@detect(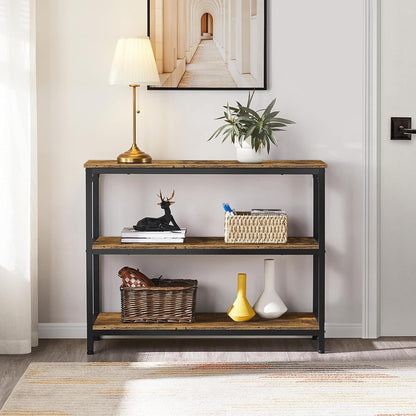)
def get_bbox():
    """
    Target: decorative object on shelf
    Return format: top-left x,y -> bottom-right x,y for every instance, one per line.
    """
109,37 -> 160,164
134,190 -> 181,231
235,139 -> 265,164
117,266 -> 155,288
208,91 -> 295,163
121,278 -> 198,323
224,211 -> 288,244
227,273 -> 256,322
254,259 -> 288,319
